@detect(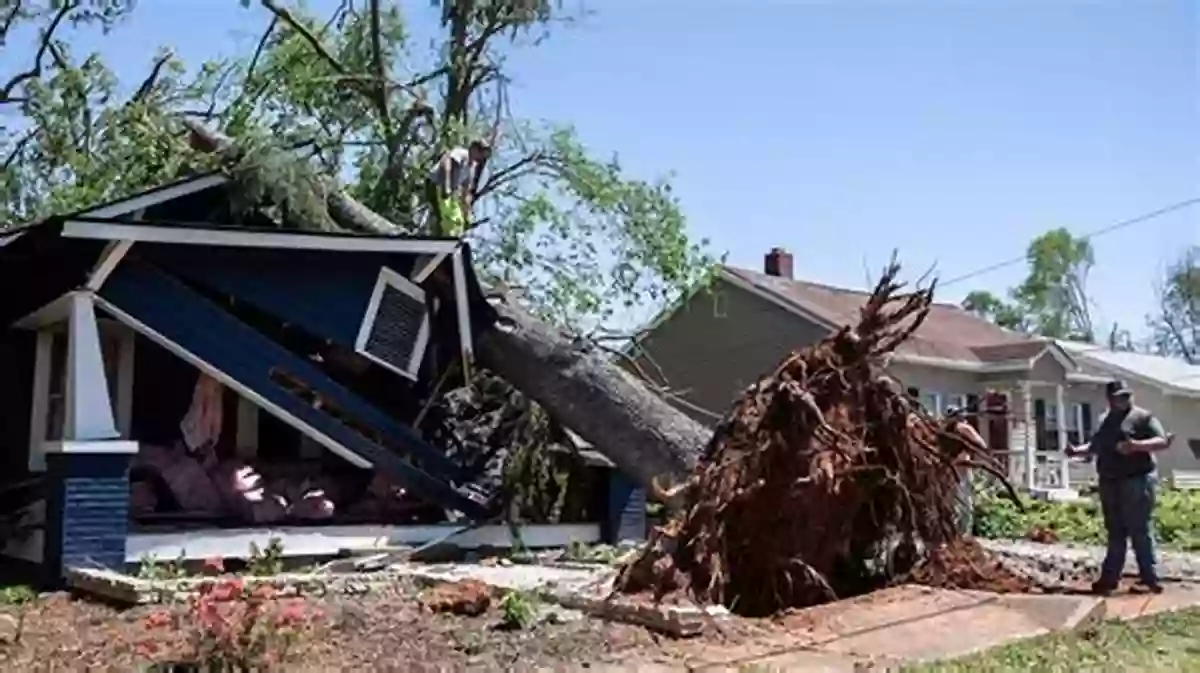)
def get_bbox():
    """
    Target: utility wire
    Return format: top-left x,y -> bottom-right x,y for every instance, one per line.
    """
665,196 -> 1200,377
939,196 -> 1200,288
